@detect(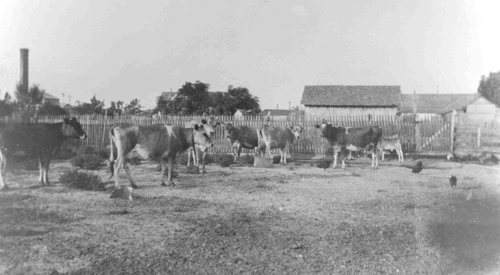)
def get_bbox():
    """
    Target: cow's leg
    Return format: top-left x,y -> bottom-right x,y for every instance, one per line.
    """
123,163 -> 138,189
399,147 -> 404,163
236,146 -> 242,162
332,146 -> 340,169
187,148 -> 192,167
201,150 -> 207,172
166,157 -> 175,186
43,157 -> 51,185
38,157 -> 44,184
266,142 -> 272,159
341,149 -> 346,169
0,153 -> 6,190
160,159 -> 167,186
